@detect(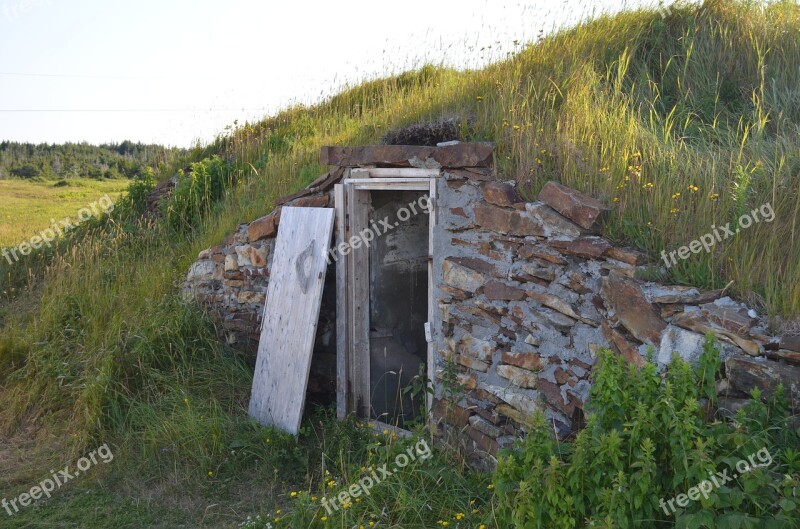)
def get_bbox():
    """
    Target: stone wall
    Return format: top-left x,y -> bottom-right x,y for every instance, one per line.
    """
180,144 -> 800,470
429,177 -> 799,468
181,169 -> 342,397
